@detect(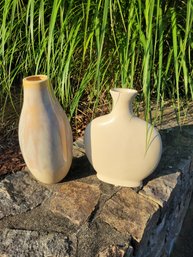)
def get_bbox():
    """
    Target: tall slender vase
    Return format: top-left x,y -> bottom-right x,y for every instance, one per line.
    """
84,88 -> 162,187
19,75 -> 73,184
